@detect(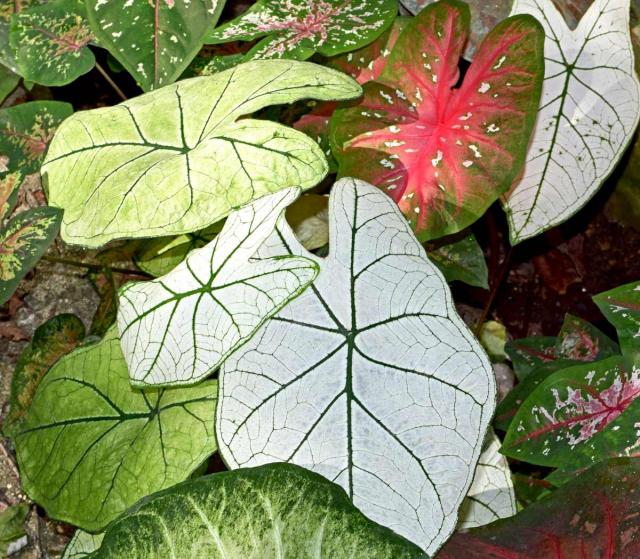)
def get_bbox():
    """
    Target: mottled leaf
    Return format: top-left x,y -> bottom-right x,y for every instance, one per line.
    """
89,463 -> 427,559
10,0 -> 94,86
0,0 -> 48,73
218,178 -> 495,555
505,336 -> 558,381
0,206 -> 62,306
331,1 -> 544,241
42,59 -> 361,248
0,170 -> 22,221
427,233 -> 488,289
13,327 -> 218,531
206,0 -> 398,61
4,313 -> 85,437
504,0 -> 640,243
438,458 -> 640,558
62,531 -> 104,559
117,188 -> 318,387
555,313 -> 619,362
86,0 -> 225,91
